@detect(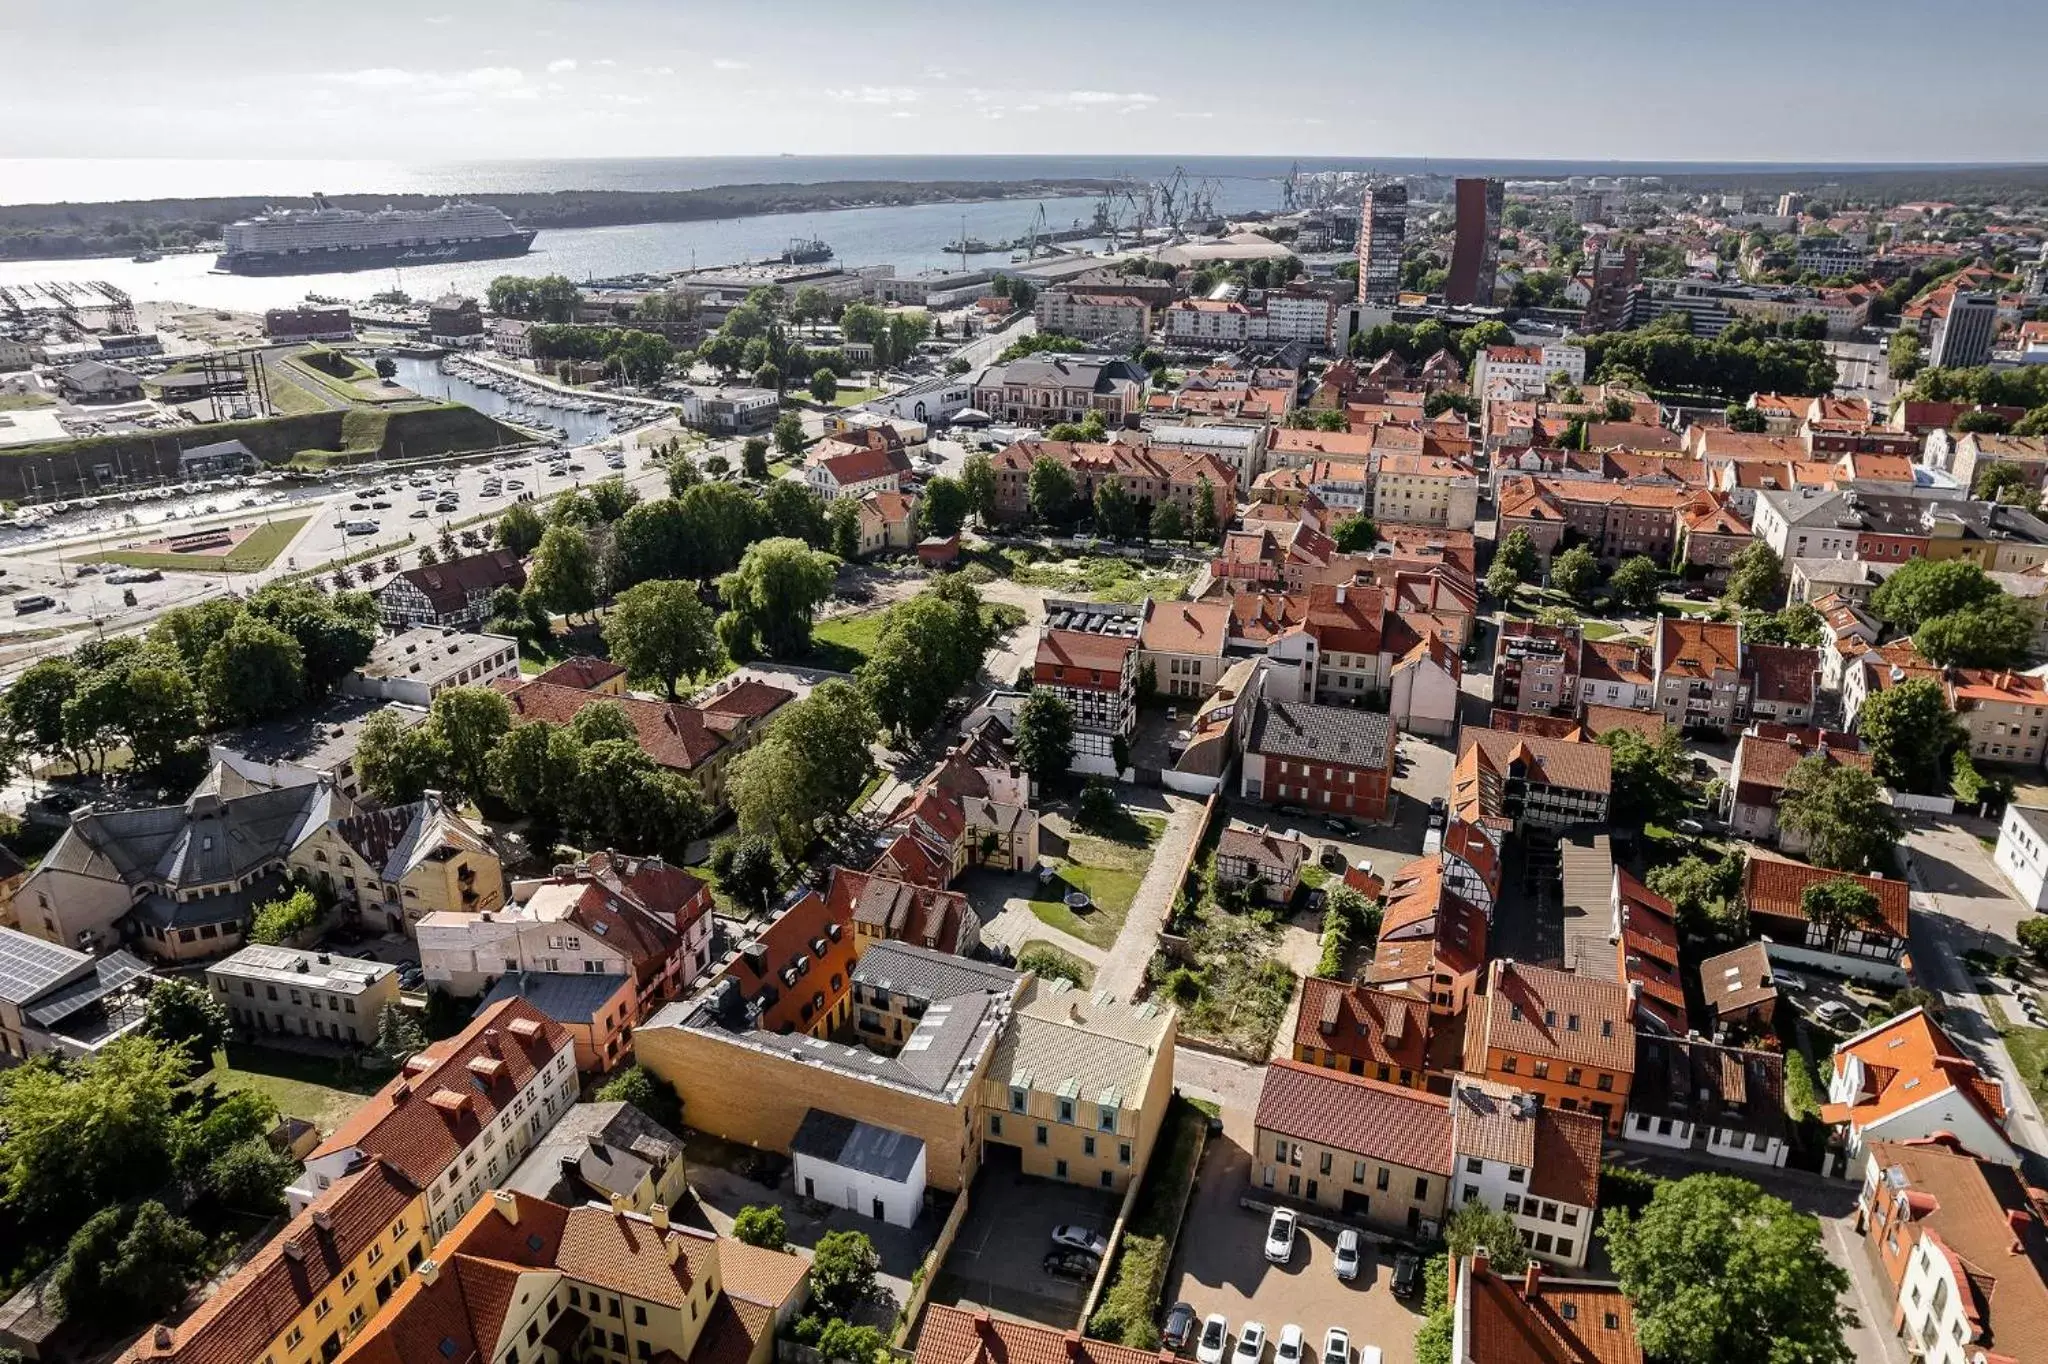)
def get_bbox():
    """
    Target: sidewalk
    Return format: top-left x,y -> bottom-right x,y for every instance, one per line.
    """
1095,789 -> 1204,1000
